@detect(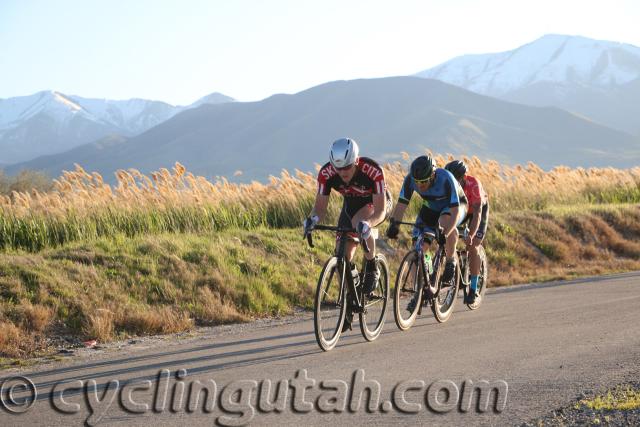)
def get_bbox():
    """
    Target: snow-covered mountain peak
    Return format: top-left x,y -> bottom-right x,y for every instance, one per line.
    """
0,89 -> 235,164
416,34 -> 640,96
0,90 -> 90,130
